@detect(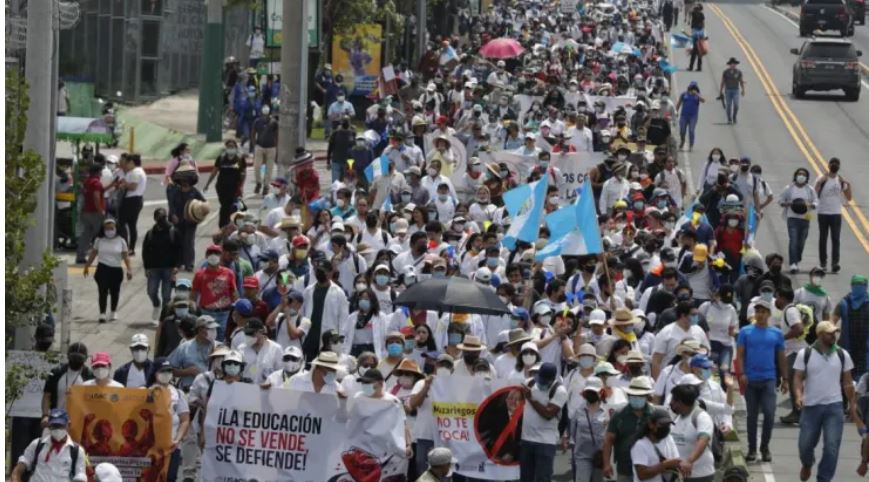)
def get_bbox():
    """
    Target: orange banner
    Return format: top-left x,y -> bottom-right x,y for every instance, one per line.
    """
67,386 -> 173,481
